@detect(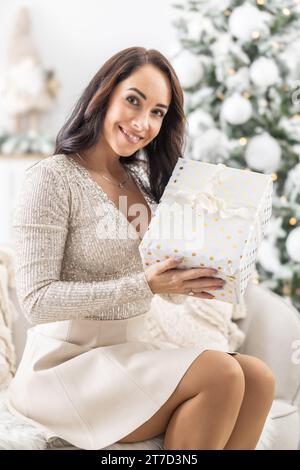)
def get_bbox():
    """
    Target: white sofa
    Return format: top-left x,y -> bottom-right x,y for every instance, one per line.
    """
4,282 -> 300,450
